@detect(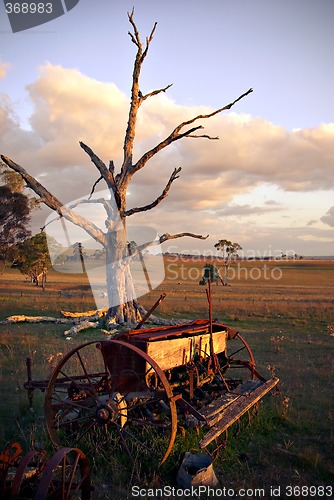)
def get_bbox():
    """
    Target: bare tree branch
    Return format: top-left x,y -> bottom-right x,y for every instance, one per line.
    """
127,8 -> 141,48
140,84 -> 173,102
79,141 -> 115,188
118,11 -> 253,197
125,88 -> 253,180
109,160 -> 115,174
187,134 -> 219,140
159,232 -> 209,244
68,198 -> 105,210
130,232 -> 209,257
0,155 -> 107,247
88,175 -> 103,200
124,167 -> 181,217
68,197 -> 116,220
80,141 -> 122,209
117,10 -> 158,190
175,88 -> 253,130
